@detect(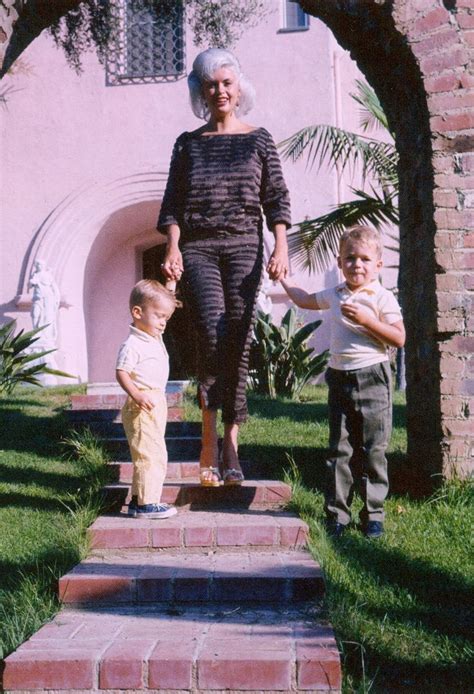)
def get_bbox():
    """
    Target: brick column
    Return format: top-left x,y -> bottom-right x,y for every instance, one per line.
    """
302,0 -> 473,482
